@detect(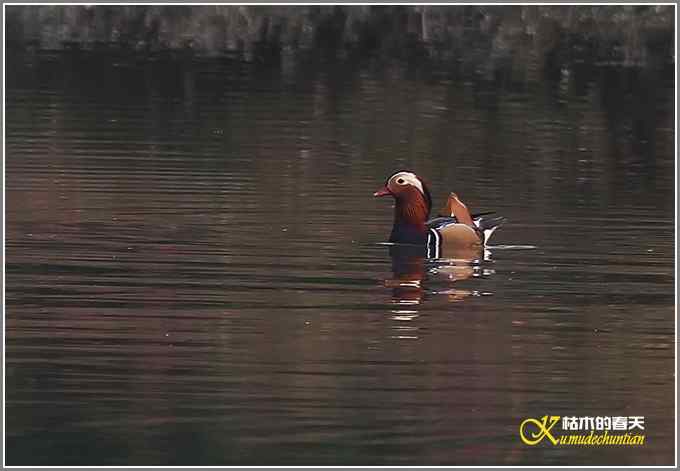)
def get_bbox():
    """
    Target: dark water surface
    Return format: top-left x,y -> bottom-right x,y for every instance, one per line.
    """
5,52 -> 675,466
